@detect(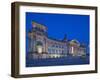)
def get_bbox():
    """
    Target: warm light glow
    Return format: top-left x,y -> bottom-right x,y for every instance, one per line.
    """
71,47 -> 74,53
37,46 -> 42,53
